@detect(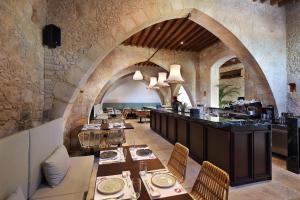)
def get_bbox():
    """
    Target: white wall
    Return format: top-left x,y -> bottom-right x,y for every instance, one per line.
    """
102,76 -> 161,103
